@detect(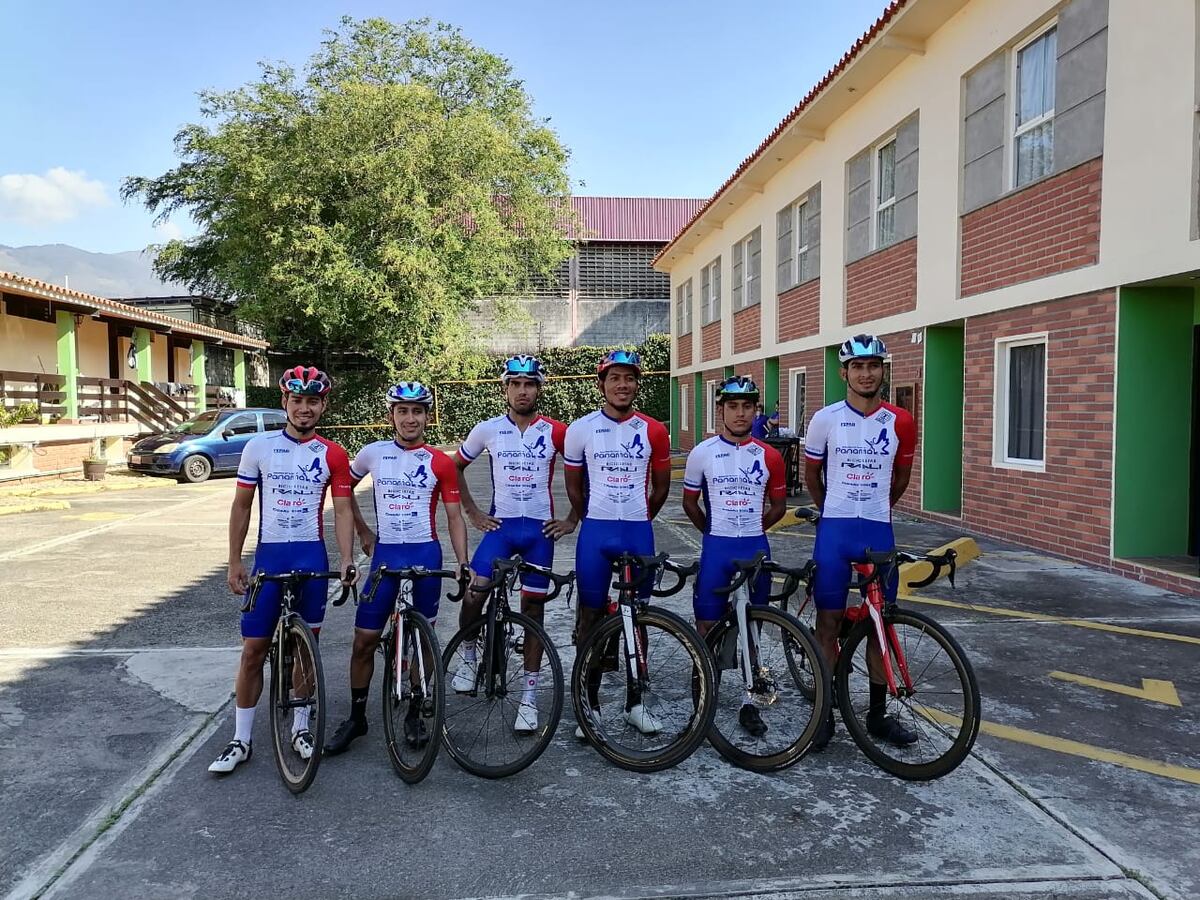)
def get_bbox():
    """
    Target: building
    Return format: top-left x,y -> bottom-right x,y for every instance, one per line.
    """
0,272 -> 269,480
659,0 -> 1200,595
471,196 -> 704,353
